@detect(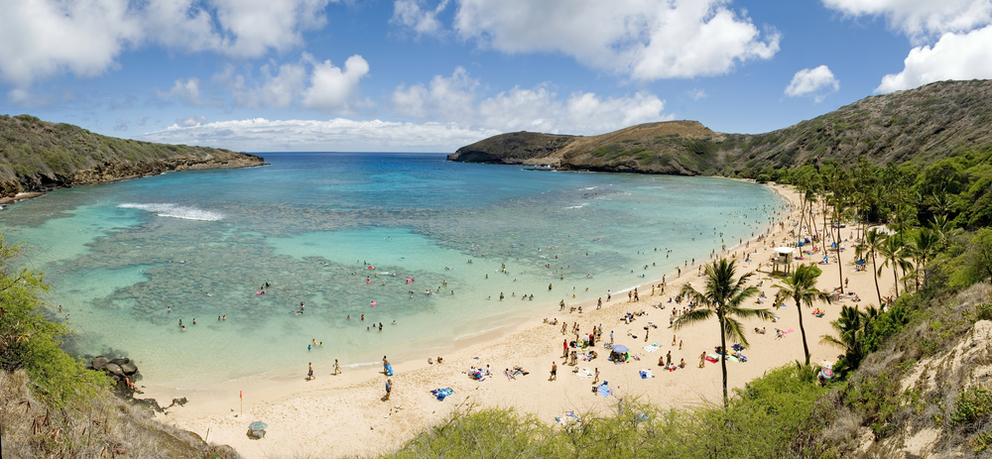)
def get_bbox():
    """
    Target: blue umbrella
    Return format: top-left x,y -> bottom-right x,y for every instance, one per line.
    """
248,421 -> 268,430
611,345 -> 629,353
